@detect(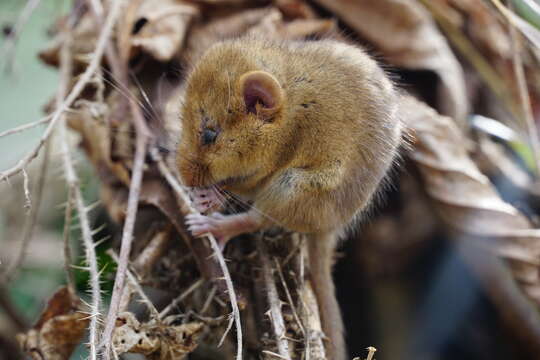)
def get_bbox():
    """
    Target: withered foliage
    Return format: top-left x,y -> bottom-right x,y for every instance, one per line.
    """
16,287 -> 88,360
3,0 -> 540,359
